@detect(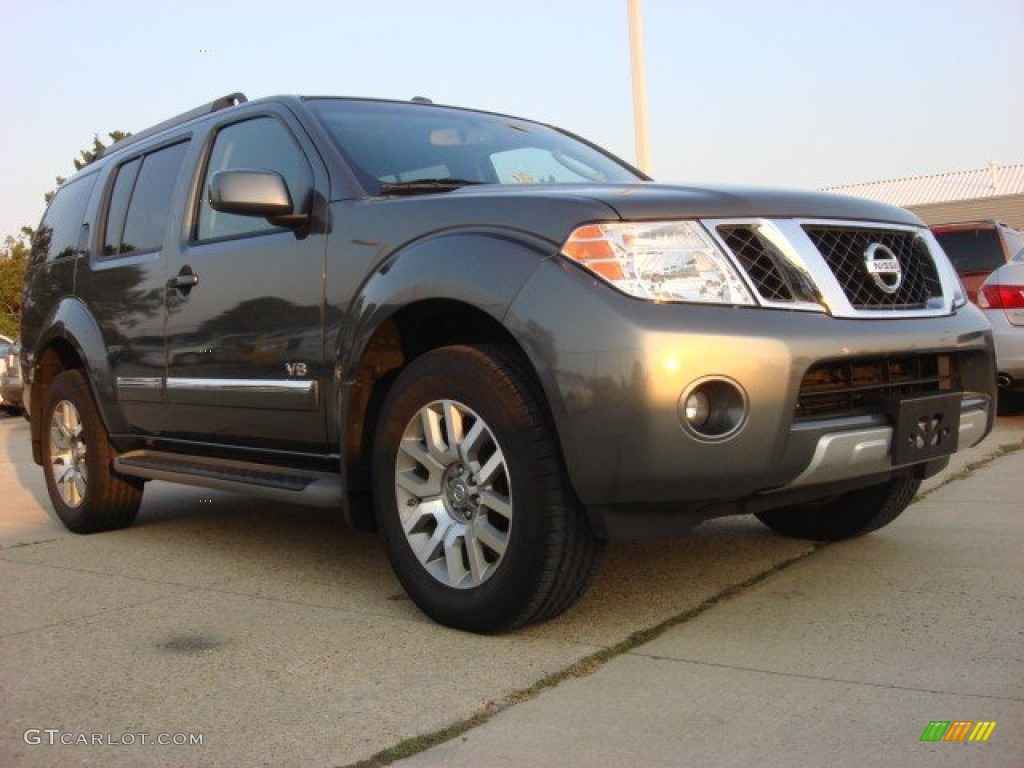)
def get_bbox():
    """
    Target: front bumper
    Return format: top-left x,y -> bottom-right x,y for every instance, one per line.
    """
507,258 -> 996,514
783,401 -> 987,488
